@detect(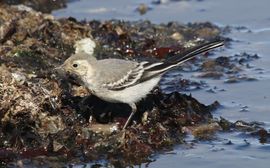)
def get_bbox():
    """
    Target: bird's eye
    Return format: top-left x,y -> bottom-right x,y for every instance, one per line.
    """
73,64 -> 78,68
